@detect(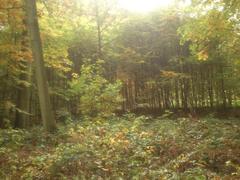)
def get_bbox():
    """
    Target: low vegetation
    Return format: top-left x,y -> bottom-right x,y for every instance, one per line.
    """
1,115 -> 239,179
